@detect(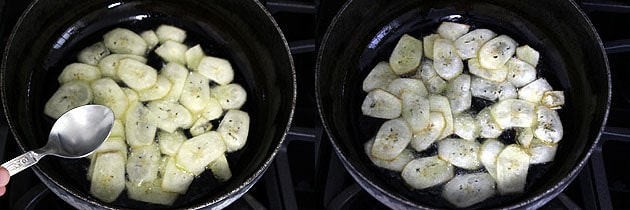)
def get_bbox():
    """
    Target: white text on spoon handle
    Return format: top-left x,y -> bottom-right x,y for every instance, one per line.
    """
1,151 -> 41,176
